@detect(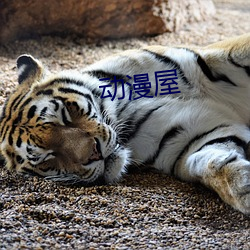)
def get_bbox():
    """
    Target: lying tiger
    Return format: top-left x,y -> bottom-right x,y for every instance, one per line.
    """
1,34 -> 250,214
